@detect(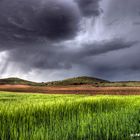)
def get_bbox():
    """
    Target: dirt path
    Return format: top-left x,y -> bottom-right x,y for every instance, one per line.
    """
0,84 -> 140,95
